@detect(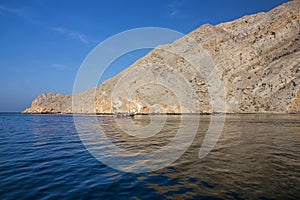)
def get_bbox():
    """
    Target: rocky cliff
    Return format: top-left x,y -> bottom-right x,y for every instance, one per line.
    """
23,0 -> 300,114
